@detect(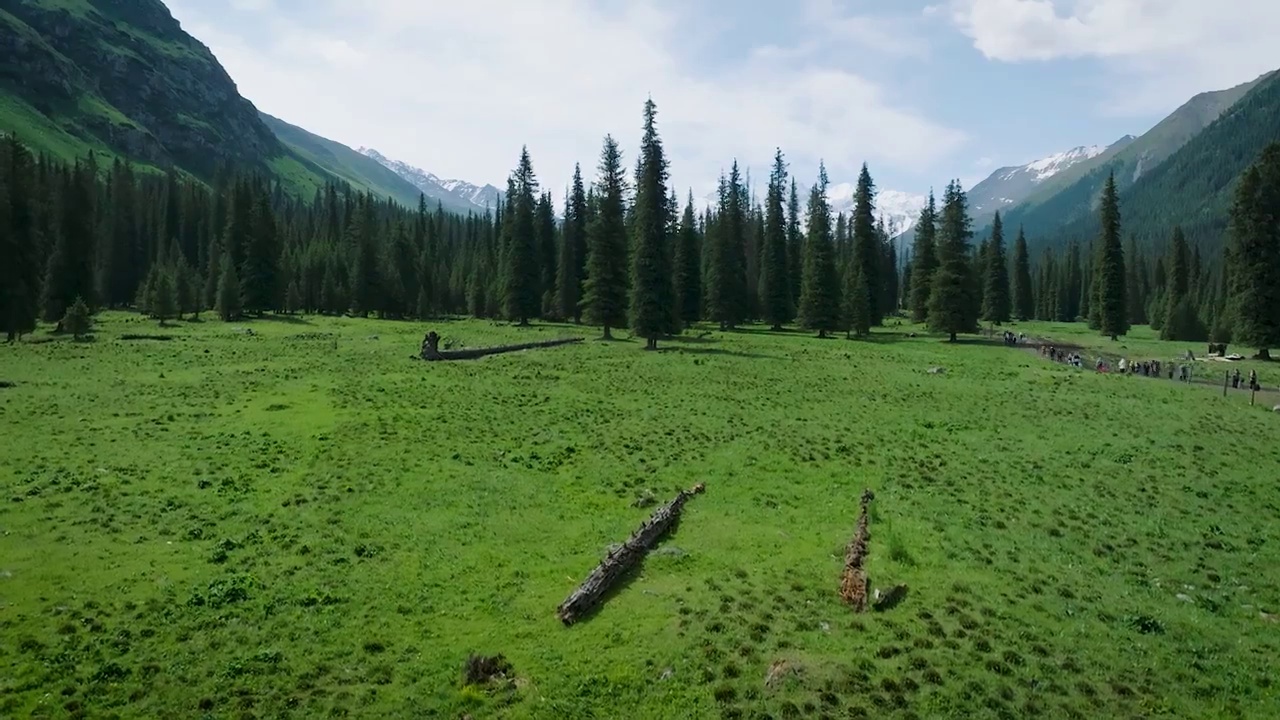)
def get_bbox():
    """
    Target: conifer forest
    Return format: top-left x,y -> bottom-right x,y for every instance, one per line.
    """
3,2 -> 1280,717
